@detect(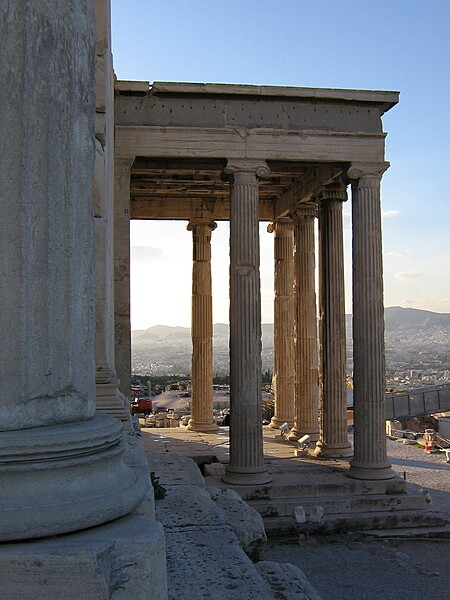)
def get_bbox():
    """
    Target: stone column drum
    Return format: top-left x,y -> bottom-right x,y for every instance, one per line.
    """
222,160 -> 272,485
290,205 -> 320,442
315,185 -> 352,457
93,1 -> 131,424
0,2 -> 145,540
347,165 -> 395,480
268,218 -> 295,429
114,155 -> 135,399
187,218 -> 219,432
